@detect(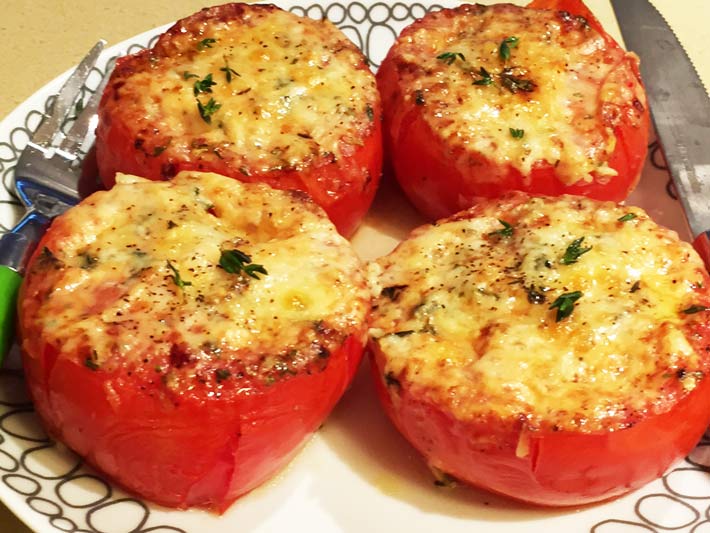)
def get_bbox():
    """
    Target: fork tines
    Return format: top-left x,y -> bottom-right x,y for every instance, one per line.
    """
29,40 -> 107,155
